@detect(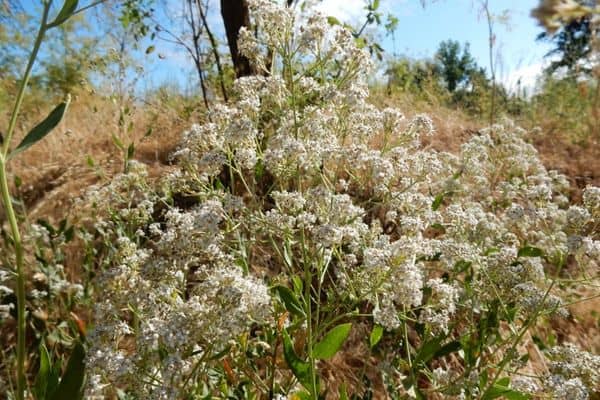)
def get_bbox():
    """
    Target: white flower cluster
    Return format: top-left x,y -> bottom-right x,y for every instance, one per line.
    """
84,179 -> 271,397
547,343 -> 600,394
0,269 -> 13,320
82,1 -> 599,398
